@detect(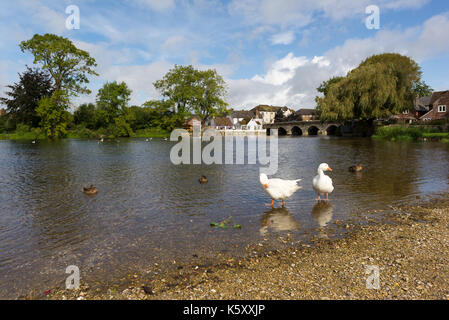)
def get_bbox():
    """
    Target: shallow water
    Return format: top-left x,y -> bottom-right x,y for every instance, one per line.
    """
0,136 -> 448,298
